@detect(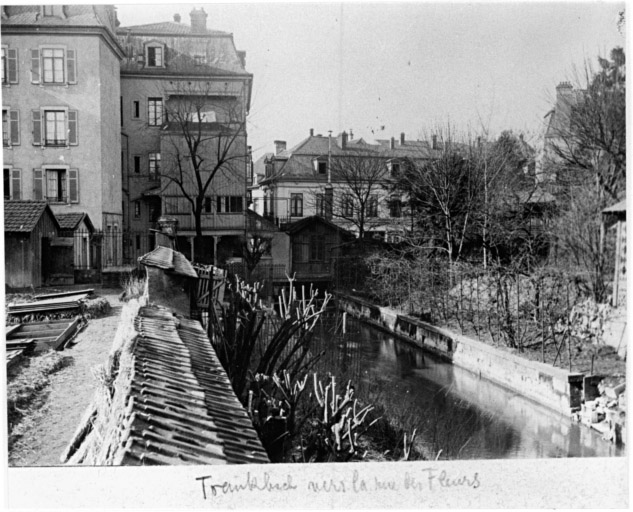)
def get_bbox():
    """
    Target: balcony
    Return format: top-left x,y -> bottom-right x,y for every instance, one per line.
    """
44,138 -> 67,147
